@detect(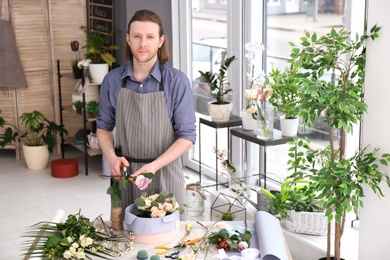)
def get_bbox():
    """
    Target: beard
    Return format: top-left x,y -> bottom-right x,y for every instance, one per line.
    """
132,48 -> 159,64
